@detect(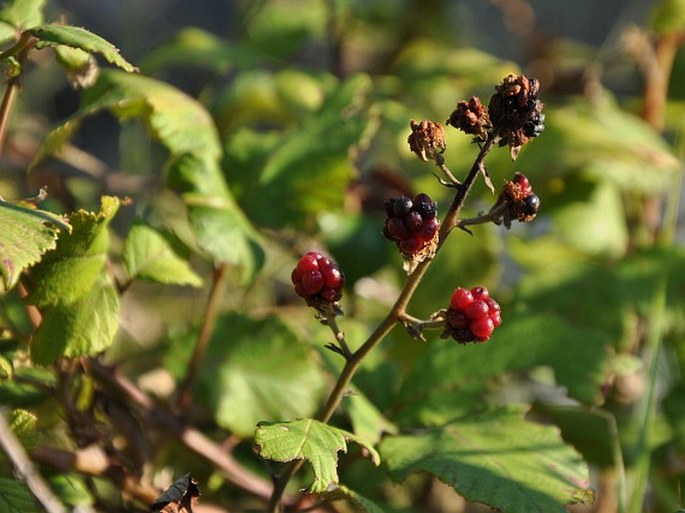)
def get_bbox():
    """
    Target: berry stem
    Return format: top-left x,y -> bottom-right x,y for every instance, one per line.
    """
267,135 -> 498,513
434,154 -> 461,186
323,311 -> 352,359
